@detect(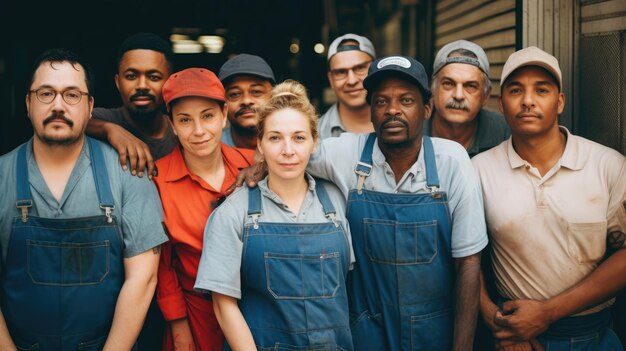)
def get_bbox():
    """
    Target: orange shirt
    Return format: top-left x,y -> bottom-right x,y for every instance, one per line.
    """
154,144 -> 254,321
